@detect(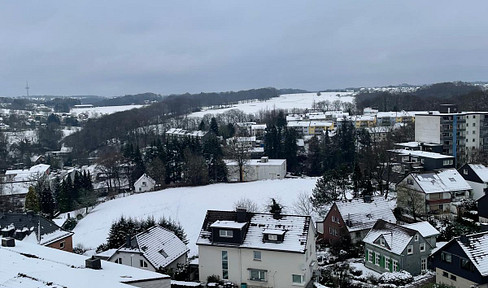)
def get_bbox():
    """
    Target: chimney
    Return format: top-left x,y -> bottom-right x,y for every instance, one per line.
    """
1,237 -> 15,247
85,256 -> 102,270
261,156 -> 269,163
125,235 -> 132,248
236,208 -> 247,223
460,235 -> 469,245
